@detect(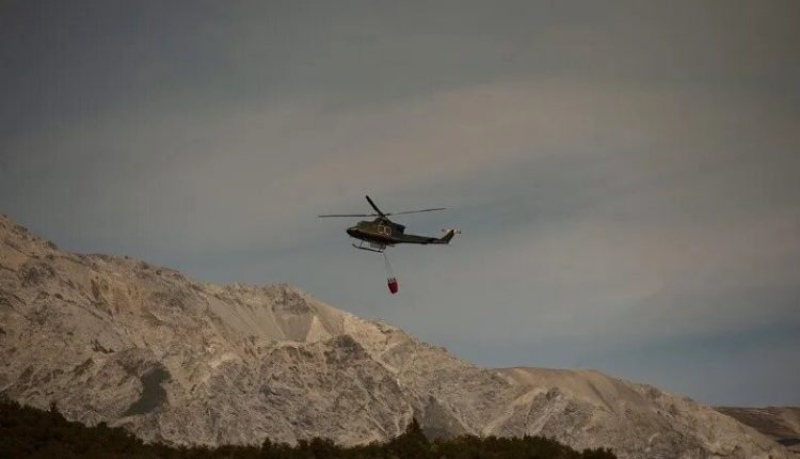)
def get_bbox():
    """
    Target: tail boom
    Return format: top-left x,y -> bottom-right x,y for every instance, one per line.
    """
436,229 -> 460,244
